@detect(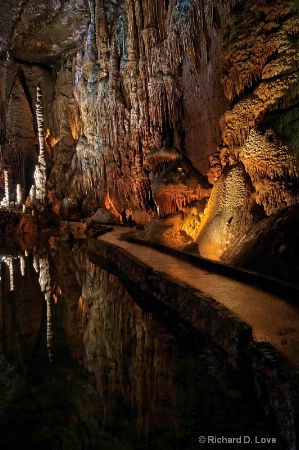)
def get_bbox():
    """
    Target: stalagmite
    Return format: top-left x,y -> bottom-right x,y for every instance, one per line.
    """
16,184 -> 23,205
31,85 -> 47,205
